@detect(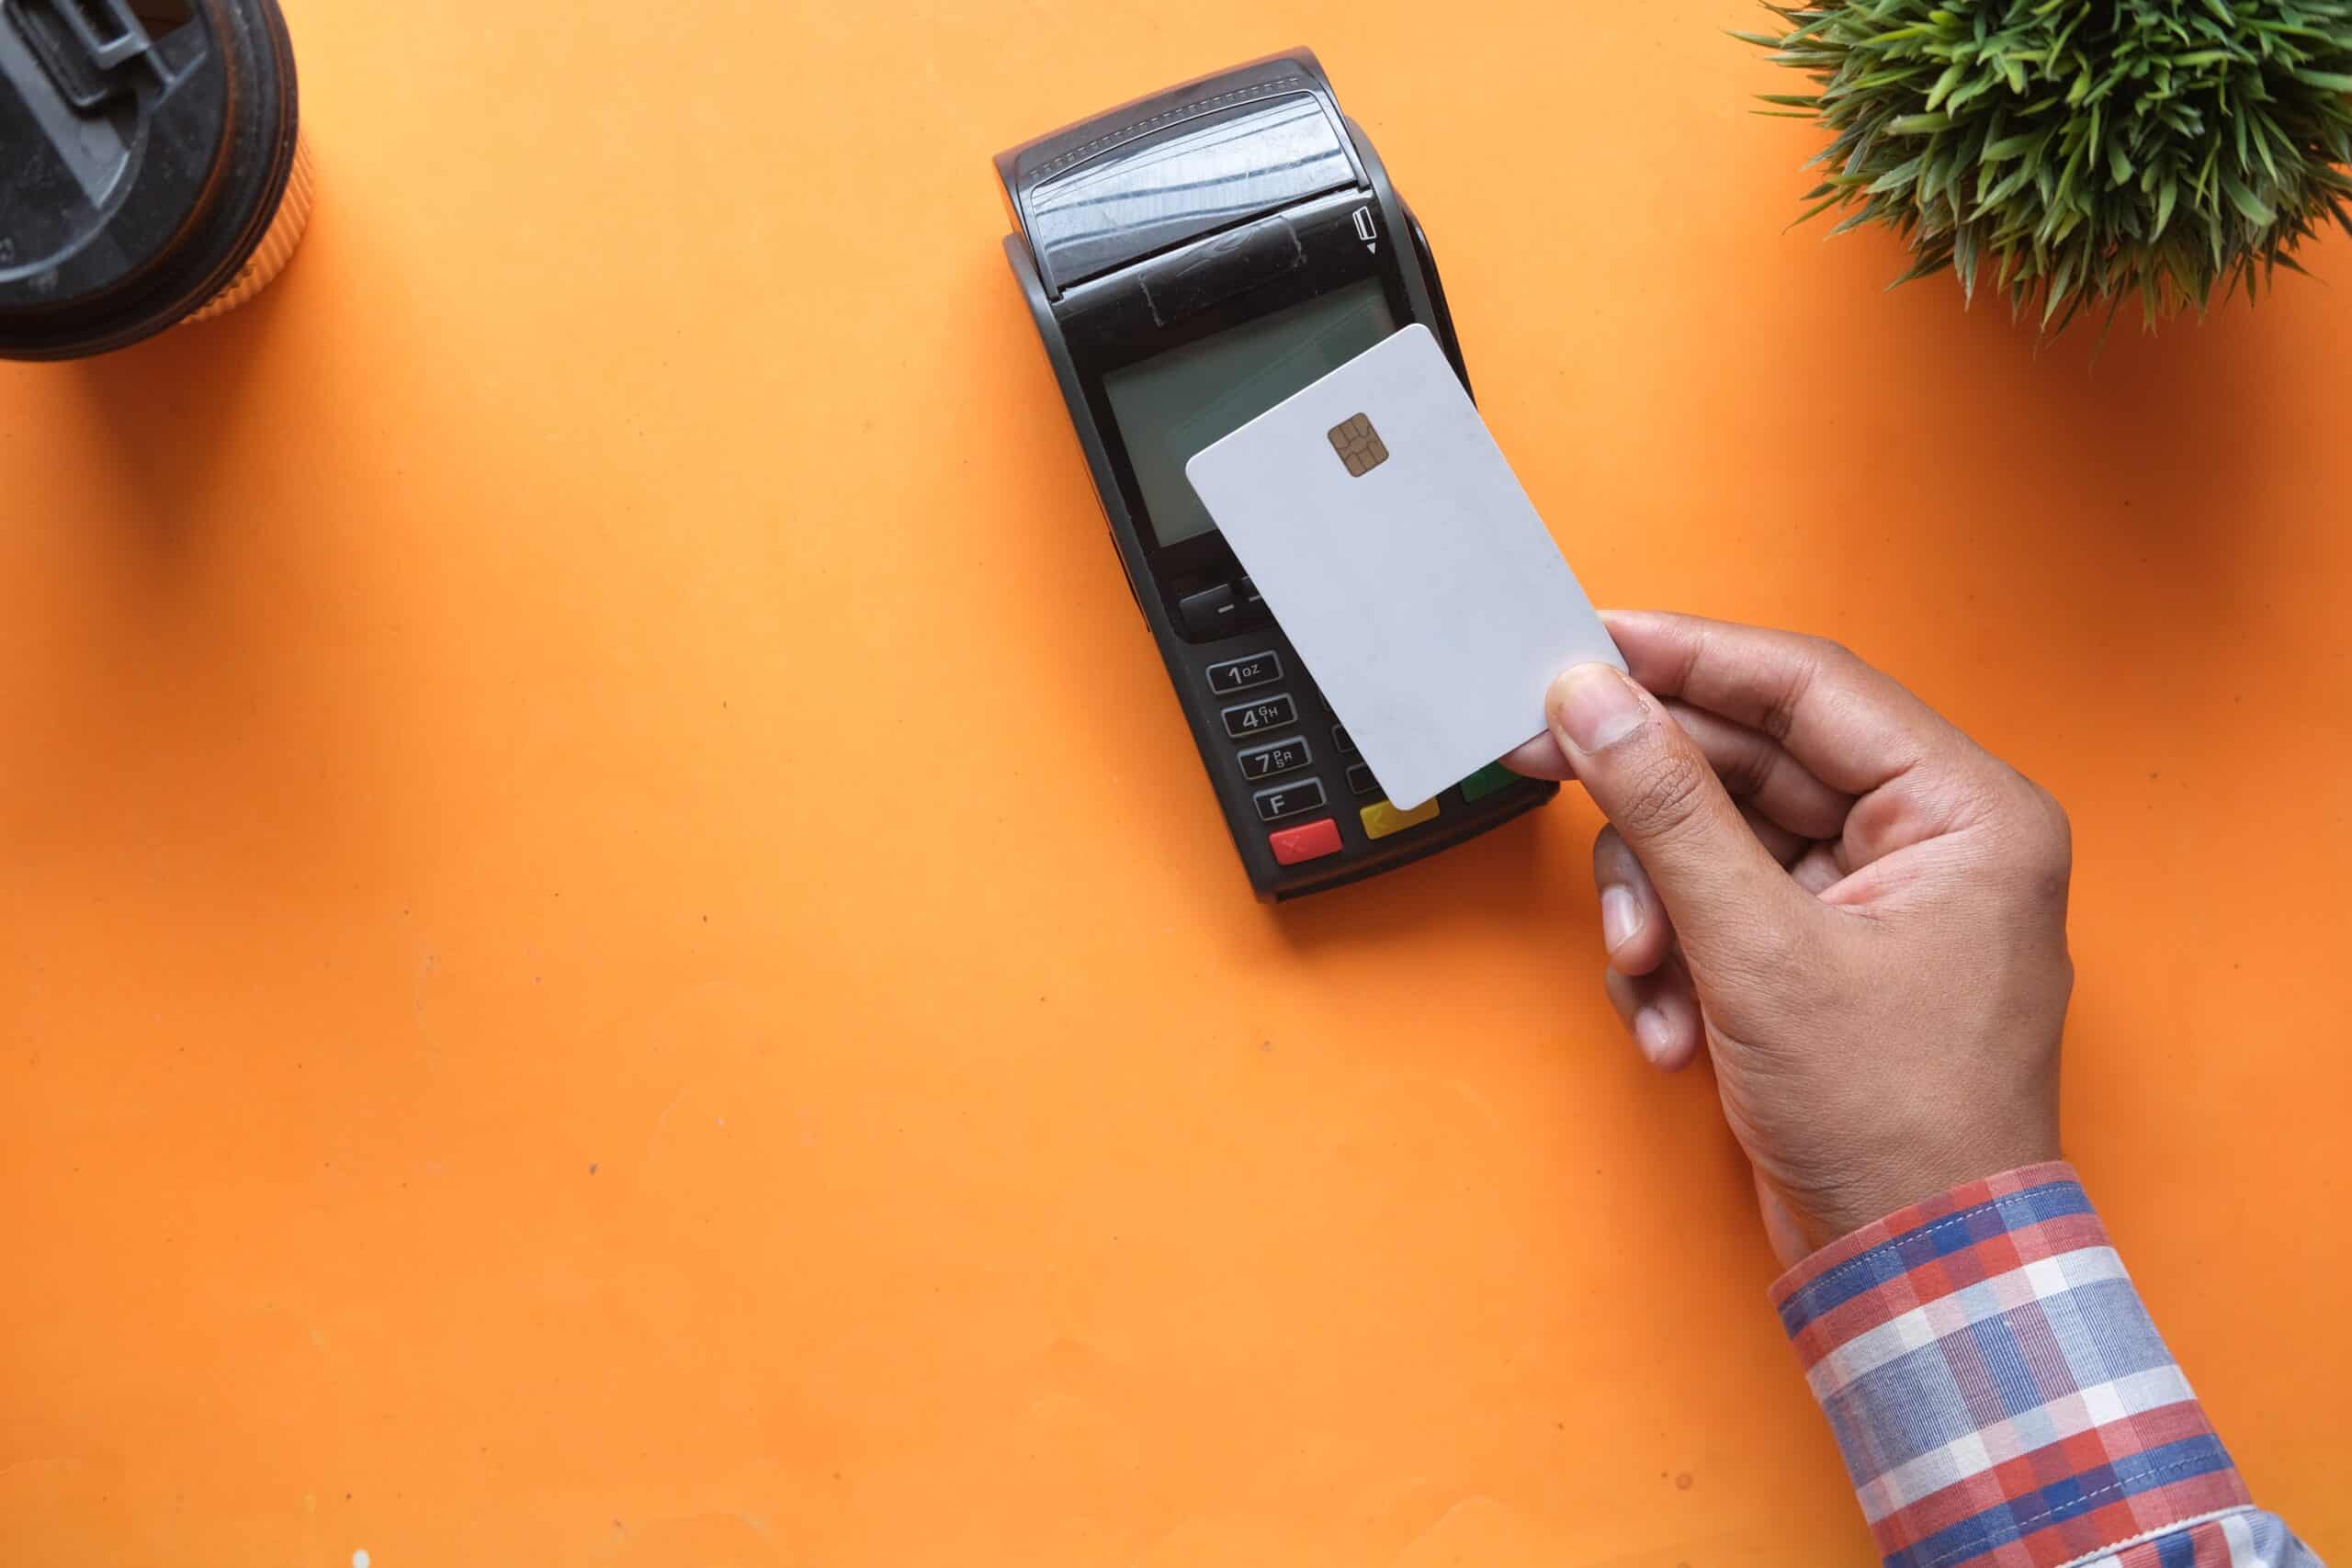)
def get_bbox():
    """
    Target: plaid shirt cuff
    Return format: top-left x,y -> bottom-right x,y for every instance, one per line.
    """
1770,1163 -> 2253,1568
